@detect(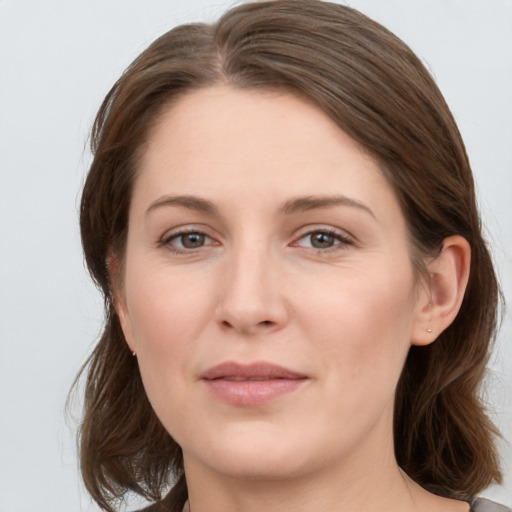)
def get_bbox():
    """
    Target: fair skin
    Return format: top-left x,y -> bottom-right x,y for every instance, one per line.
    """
115,86 -> 471,512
